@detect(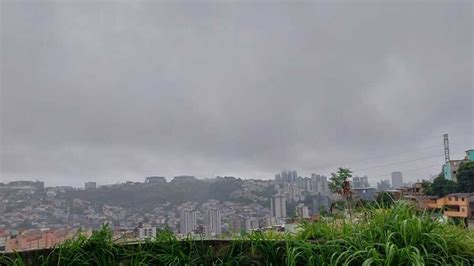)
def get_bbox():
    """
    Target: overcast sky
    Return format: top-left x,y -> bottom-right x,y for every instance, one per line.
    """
1,1 -> 473,187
